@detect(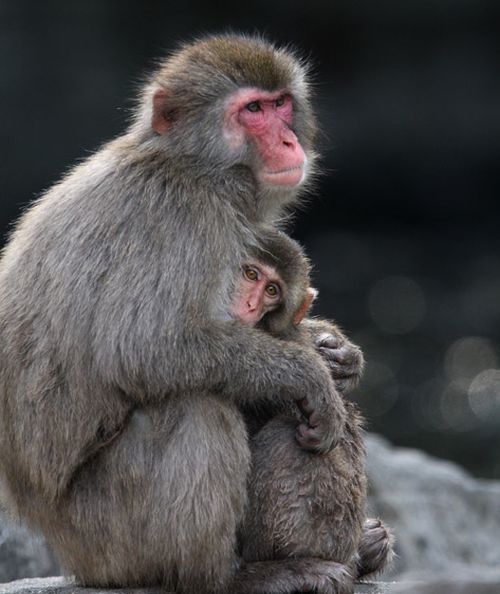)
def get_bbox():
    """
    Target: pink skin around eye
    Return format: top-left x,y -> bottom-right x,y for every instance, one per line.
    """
224,88 -> 306,187
231,262 -> 283,325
